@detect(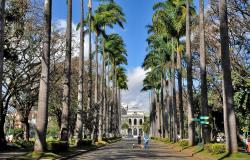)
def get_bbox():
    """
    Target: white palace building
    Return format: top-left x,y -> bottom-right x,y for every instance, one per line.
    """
121,105 -> 145,138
